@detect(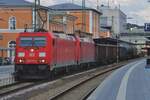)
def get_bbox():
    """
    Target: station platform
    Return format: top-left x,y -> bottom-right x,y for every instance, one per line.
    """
87,59 -> 150,100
